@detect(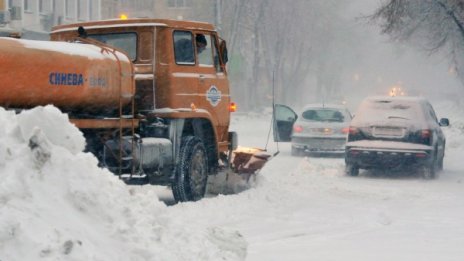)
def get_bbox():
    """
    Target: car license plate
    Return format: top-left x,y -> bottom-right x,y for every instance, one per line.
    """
312,128 -> 332,134
372,127 -> 404,137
